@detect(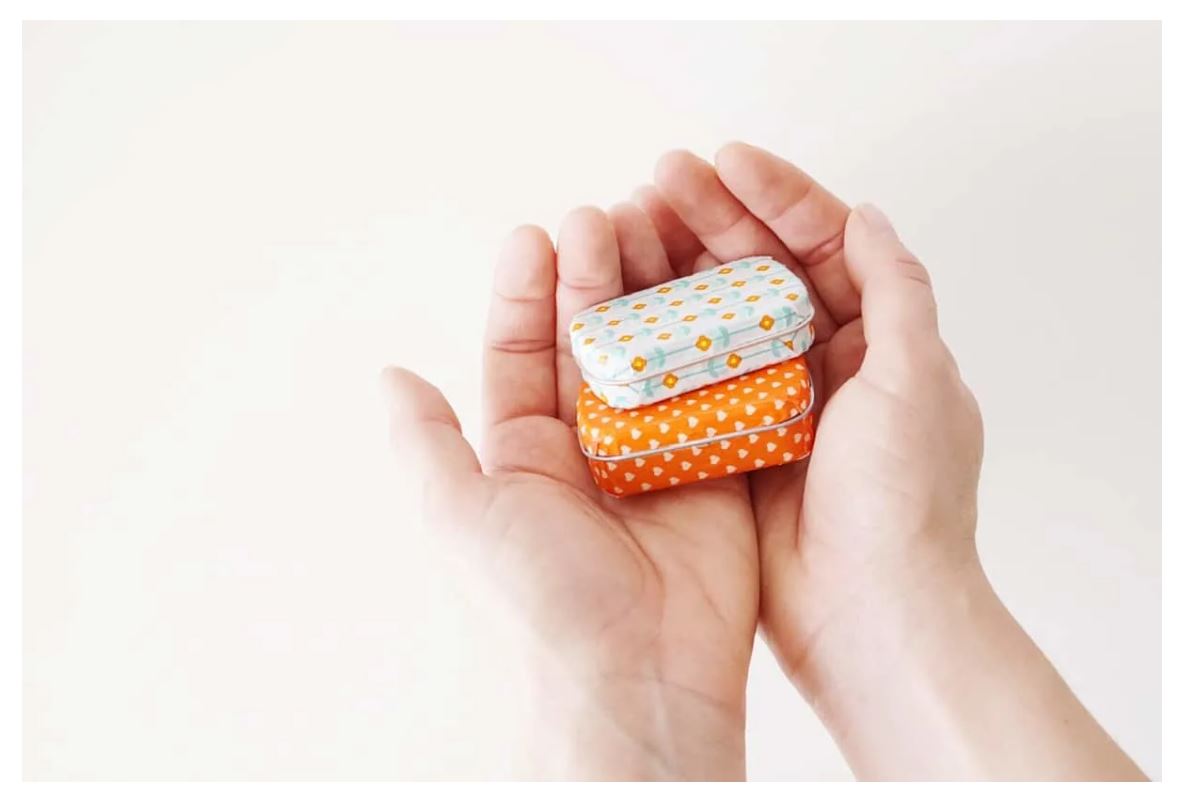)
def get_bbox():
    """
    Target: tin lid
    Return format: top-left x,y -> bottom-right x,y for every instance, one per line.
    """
577,356 -> 814,459
569,257 -> 814,385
